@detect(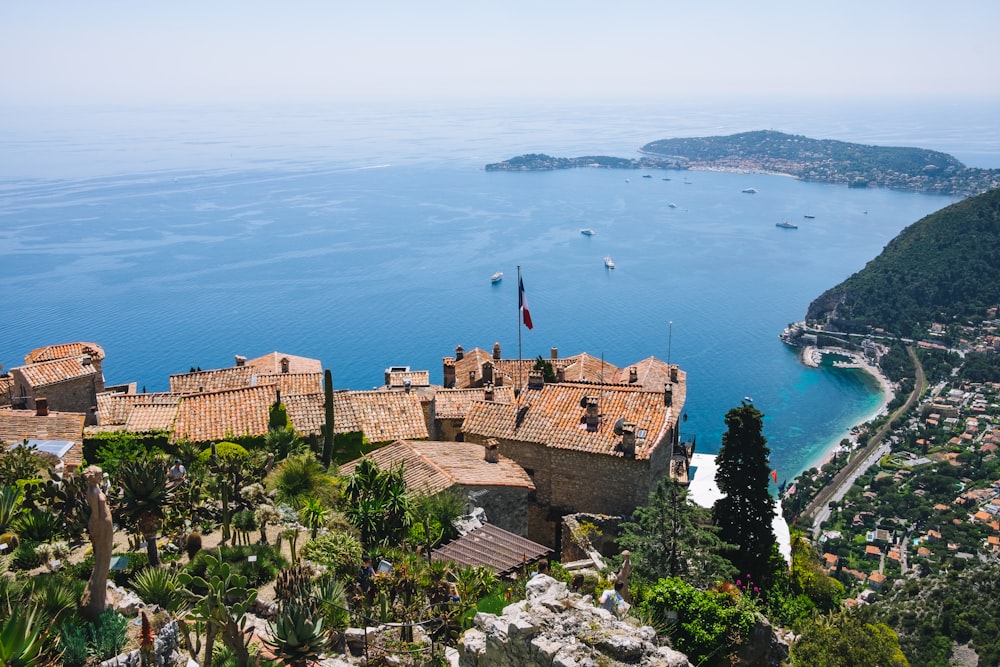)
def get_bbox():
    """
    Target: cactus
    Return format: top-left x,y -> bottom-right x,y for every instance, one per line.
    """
274,564 -> 314,607
185,531 -> 202,560
179,553 -> 258,667
264,601 -> 326,667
